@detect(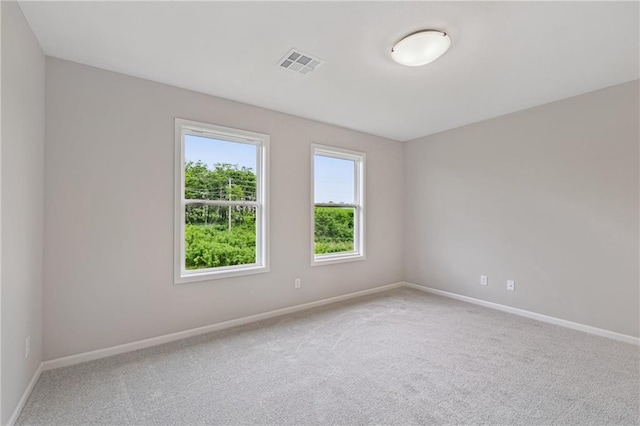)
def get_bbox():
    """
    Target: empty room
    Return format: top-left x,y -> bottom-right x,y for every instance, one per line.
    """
1,1 -> 638,425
